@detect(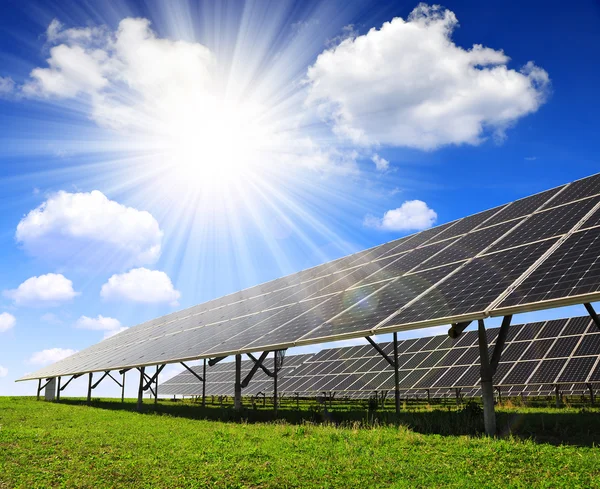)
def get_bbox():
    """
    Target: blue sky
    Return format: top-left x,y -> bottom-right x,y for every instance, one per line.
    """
0,0 -> 599,397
